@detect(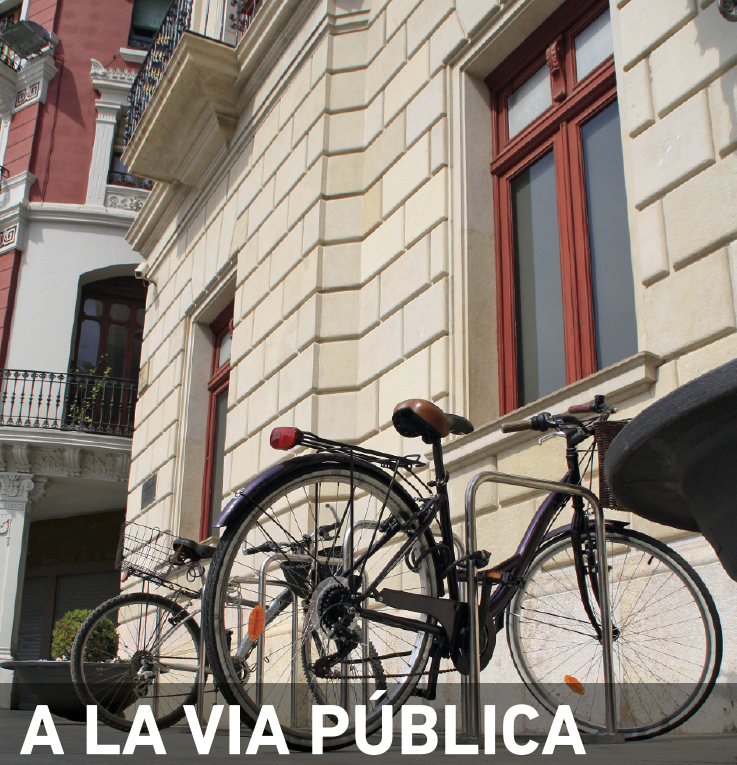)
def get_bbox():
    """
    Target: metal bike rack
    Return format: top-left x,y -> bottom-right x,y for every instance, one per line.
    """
463,471 -> 619,744
252,539 -> 372,712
